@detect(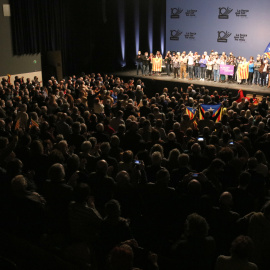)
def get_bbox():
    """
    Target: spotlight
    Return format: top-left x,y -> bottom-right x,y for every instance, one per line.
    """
148,0 -> 153,53
118,0 -> 126,65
